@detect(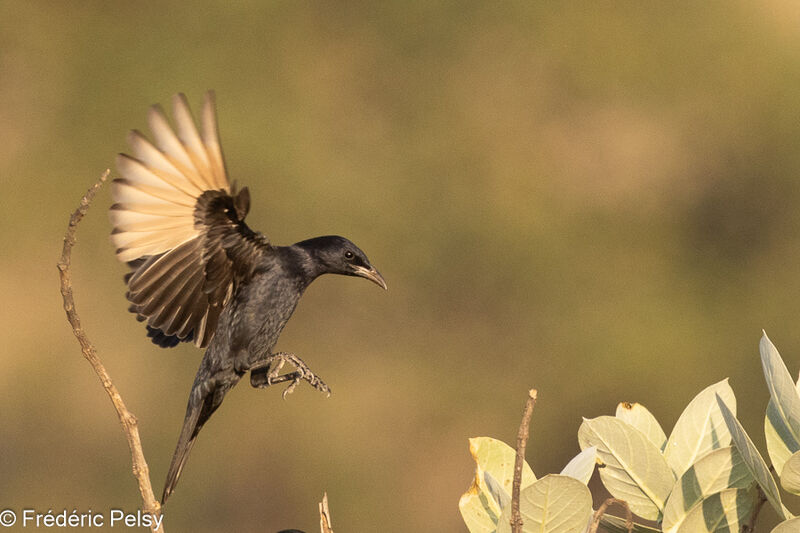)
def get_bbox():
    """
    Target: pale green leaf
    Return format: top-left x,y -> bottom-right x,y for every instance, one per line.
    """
772,517 -> 800,533
460,467 -> 503,533
559,446 -> 597,485
599,515 -> 660,533
761,332 -> 800,461
616,402 -> 667,452
459,487 -> 499,533
780,450 -> 800,496
765,398 -> 799,478
664,379 -> 736,478
662,447 -> 754,533
716,395 -> 787,520
469,437 -> 536,493
496,474 -> 592,533
459,437 -> 537,532
578,416 -> 674,520
674,488 -> 755,533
